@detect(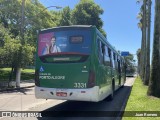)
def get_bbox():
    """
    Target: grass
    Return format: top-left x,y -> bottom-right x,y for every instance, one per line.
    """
0,68 -> 35,81
123,77 -> 160,120
2,68 -> 35,73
